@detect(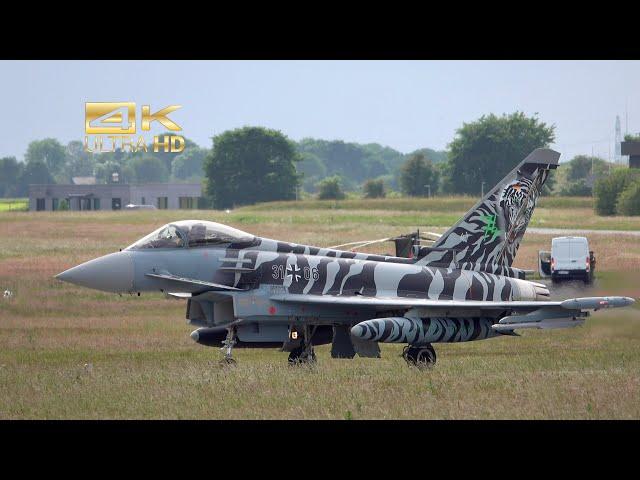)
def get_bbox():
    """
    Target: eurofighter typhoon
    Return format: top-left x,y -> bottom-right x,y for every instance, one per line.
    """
56,149 -> 635,367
